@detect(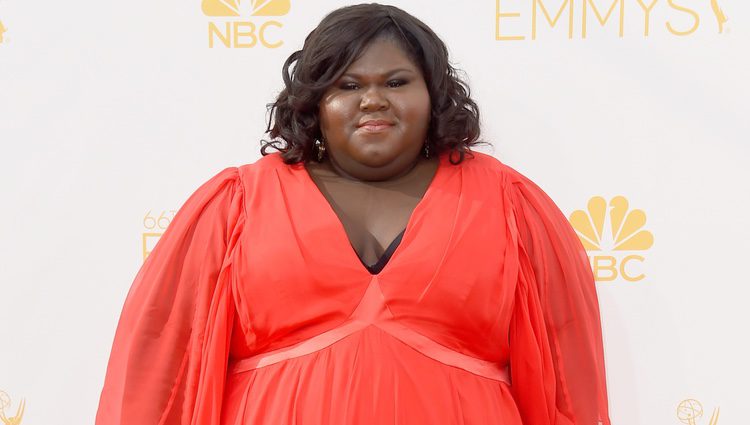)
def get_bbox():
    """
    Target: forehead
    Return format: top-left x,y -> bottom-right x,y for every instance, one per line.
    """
343,38 -> 421,76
